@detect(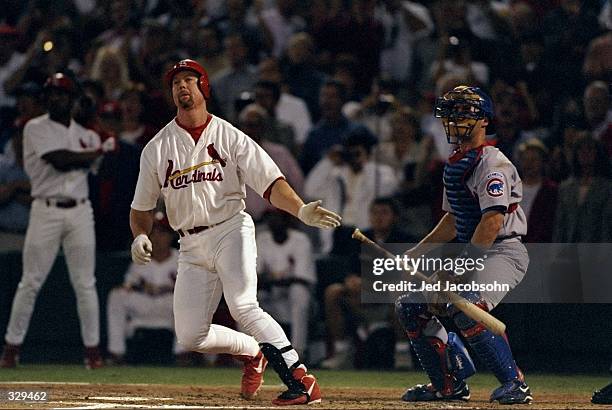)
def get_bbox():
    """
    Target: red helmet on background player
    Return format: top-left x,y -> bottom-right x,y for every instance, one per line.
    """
44,72 -> 77,95
164,59 -> 210,99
